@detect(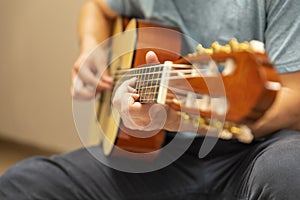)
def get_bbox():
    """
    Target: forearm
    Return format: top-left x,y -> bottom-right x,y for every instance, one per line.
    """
78,0 -> 117,53
251,71 -> 300,137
